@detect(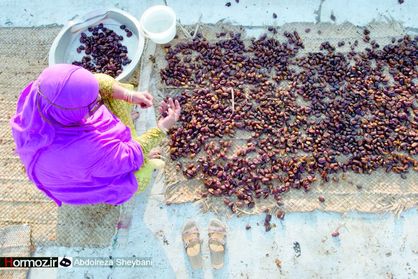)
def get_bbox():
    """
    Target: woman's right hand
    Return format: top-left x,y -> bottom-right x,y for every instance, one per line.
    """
158,98 -> 181,132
